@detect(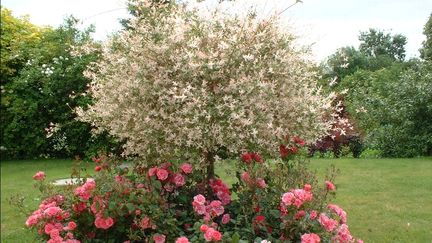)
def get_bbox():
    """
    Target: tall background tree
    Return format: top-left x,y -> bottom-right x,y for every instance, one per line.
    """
77,4 -> 338,182
322,24 -> 432,157
420,13 -> 432,61
1,9 -> 118,159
